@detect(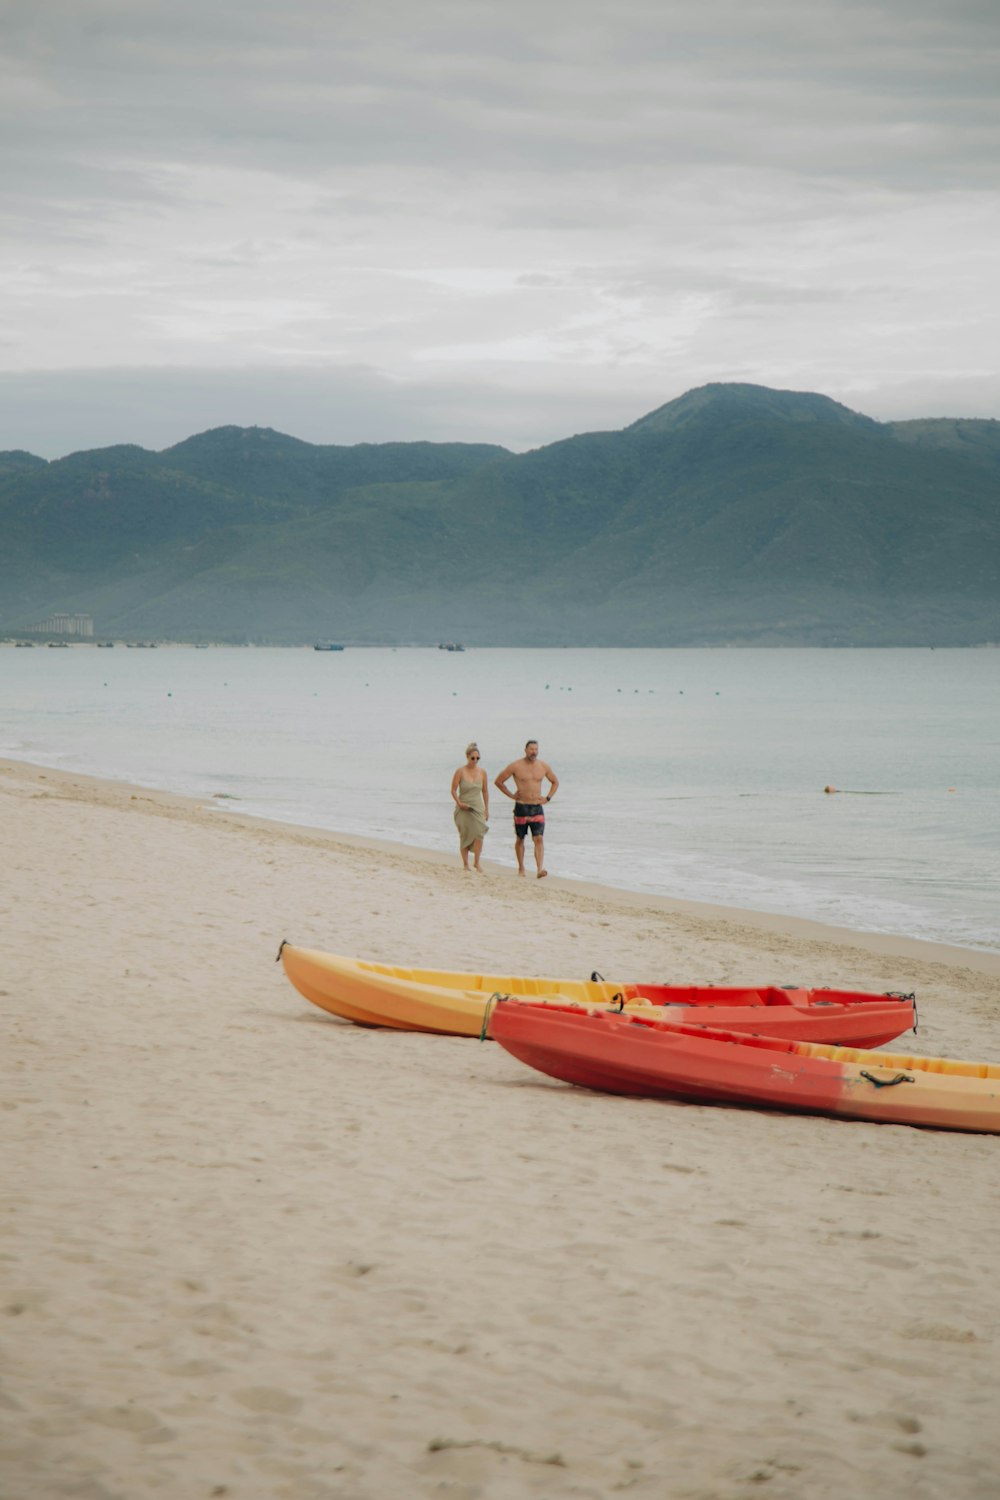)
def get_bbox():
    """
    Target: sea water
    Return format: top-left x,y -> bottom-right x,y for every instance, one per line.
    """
2,645 -> 998,953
